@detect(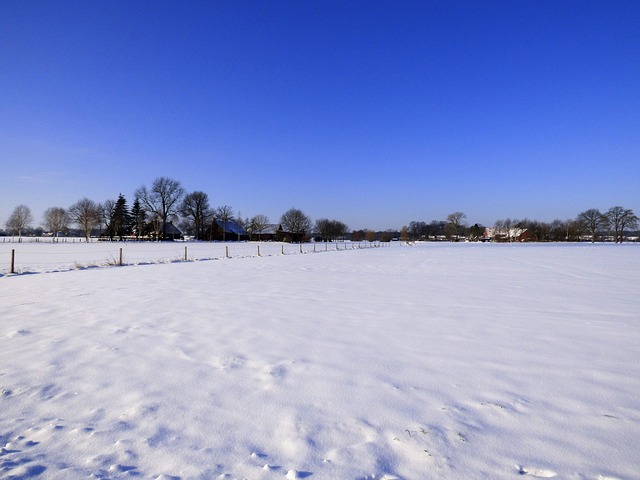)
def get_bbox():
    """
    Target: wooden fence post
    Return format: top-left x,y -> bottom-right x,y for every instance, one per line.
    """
282,244 -> 285,255
10,249 -> 15,274
258,245 -> 261,257
300,244 -> 303,254
226,246 -> 229,258
184,246 -> 188,261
